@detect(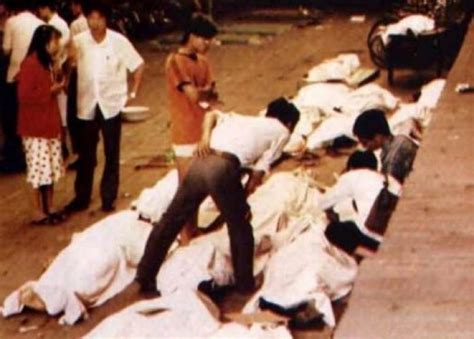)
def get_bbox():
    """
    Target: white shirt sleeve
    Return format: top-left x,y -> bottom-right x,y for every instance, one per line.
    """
318,173 -> 353,211
119,36 -> 144,72
2,18 -> 13,55
252,132 -> 289,174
